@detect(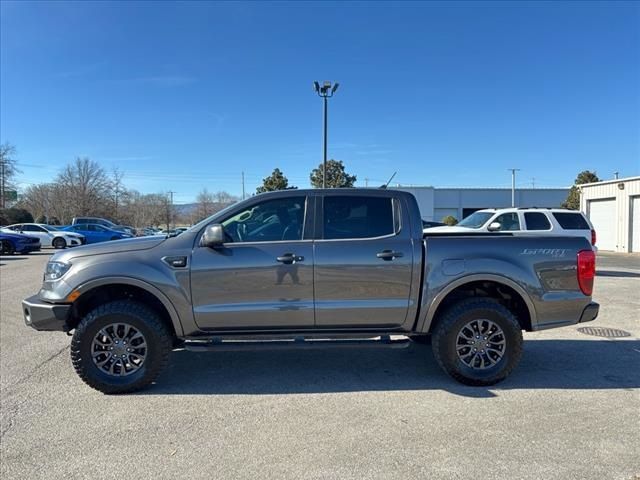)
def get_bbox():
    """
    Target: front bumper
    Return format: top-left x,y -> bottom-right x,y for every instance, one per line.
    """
579,302 -> 600,324
22,295 -> 71,331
